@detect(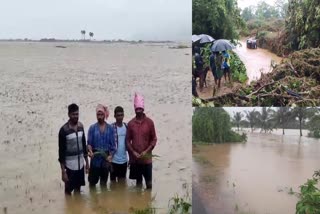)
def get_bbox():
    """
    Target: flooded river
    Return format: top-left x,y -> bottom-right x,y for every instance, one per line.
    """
234,40 -> 282,83
193,129 -> 320,214
0,41 -> 191,214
